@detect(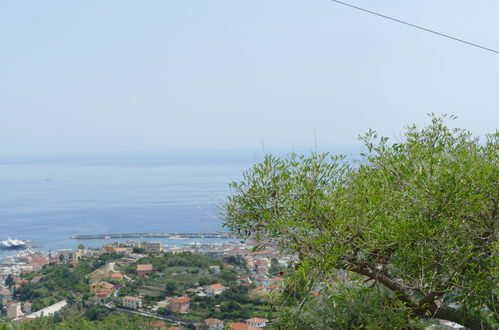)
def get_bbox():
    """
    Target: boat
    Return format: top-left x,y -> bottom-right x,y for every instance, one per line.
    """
0,237 -> 27,249
168,235 -> 189,240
